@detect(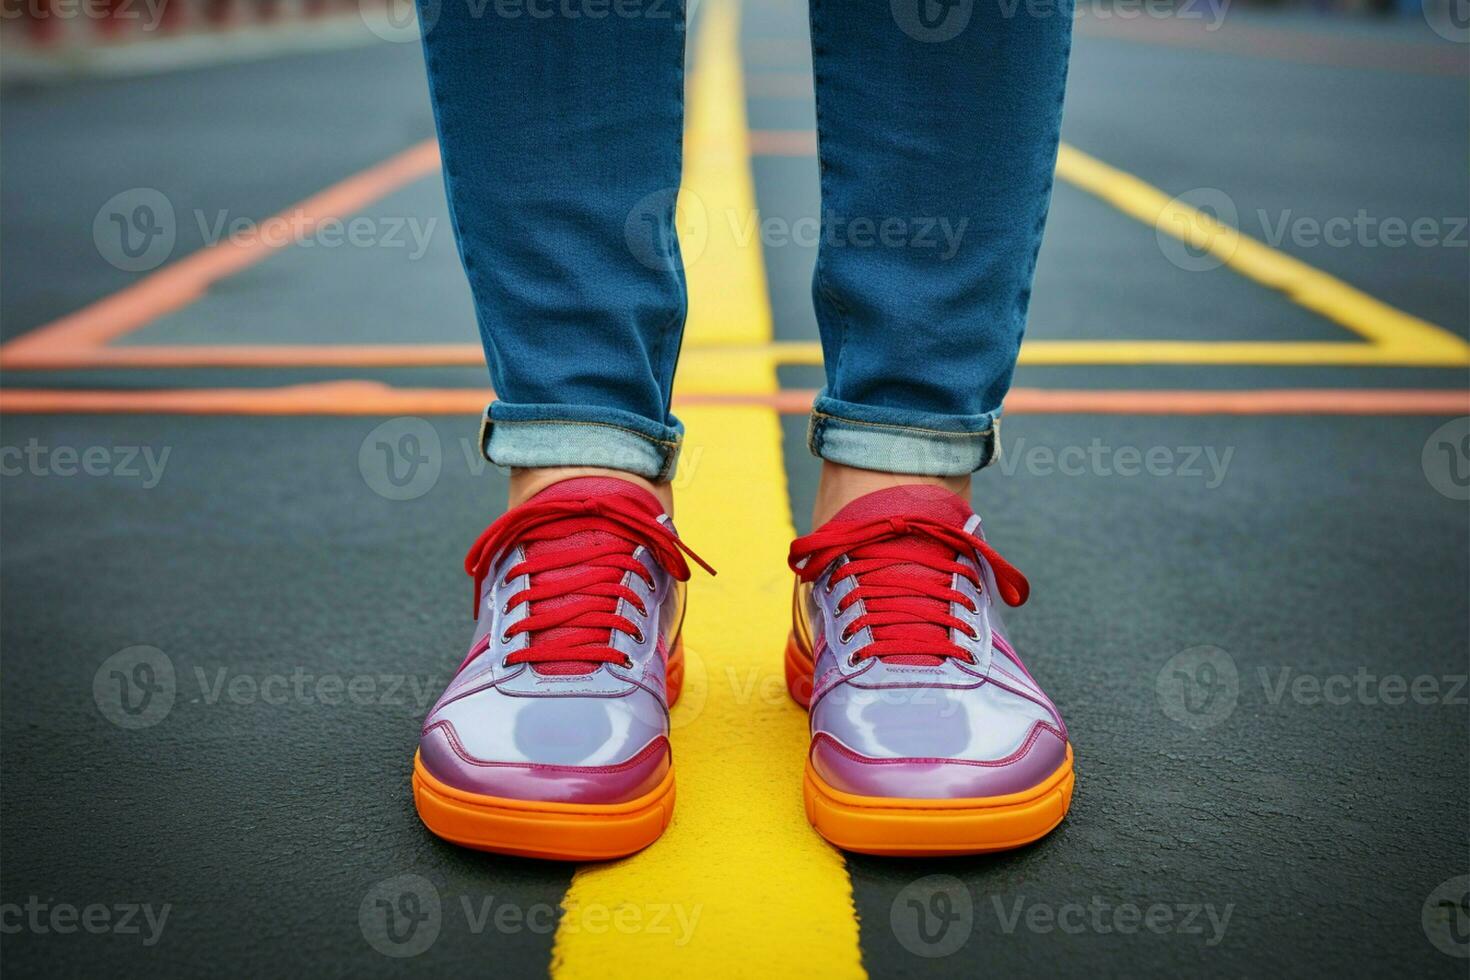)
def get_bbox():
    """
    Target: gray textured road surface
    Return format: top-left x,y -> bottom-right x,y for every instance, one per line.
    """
1,4 -> 1467,977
